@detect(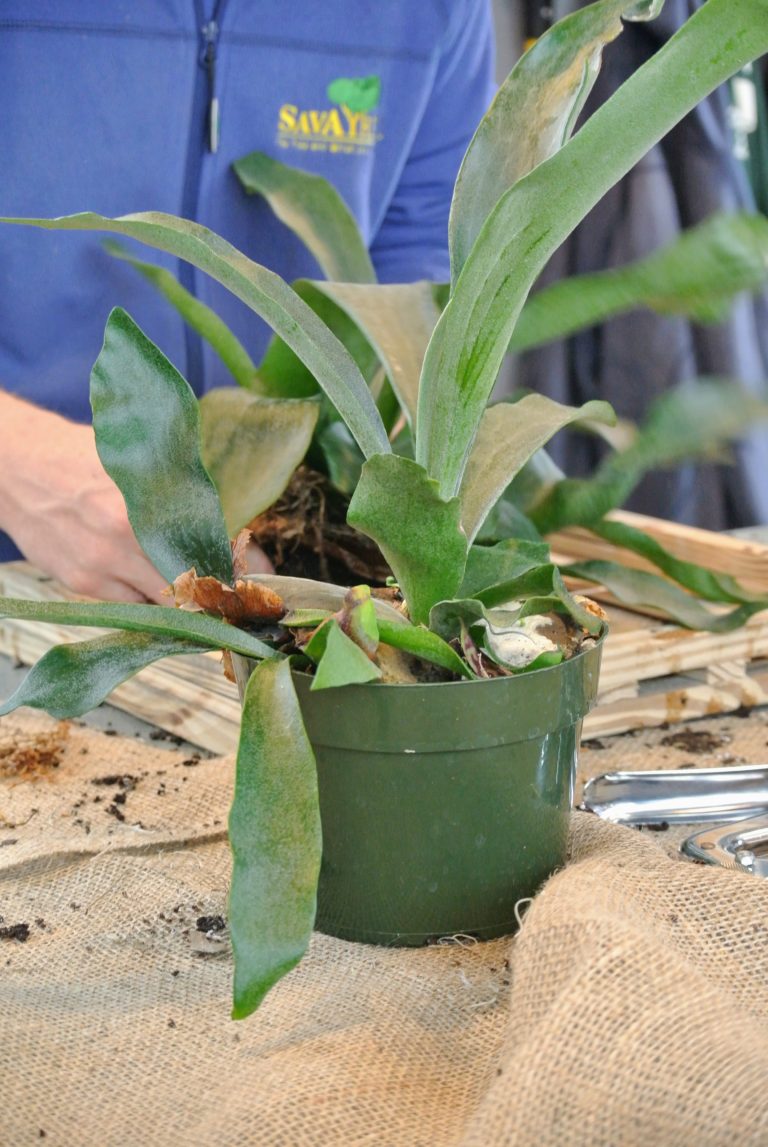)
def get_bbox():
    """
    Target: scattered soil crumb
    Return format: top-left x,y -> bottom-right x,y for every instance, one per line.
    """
196,915 -> 226,934
149,729 -> 184,745
659,729 -> 729,753
90,774 -> 138,790
0,722 -> 70,779
0,922 -> 30,942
